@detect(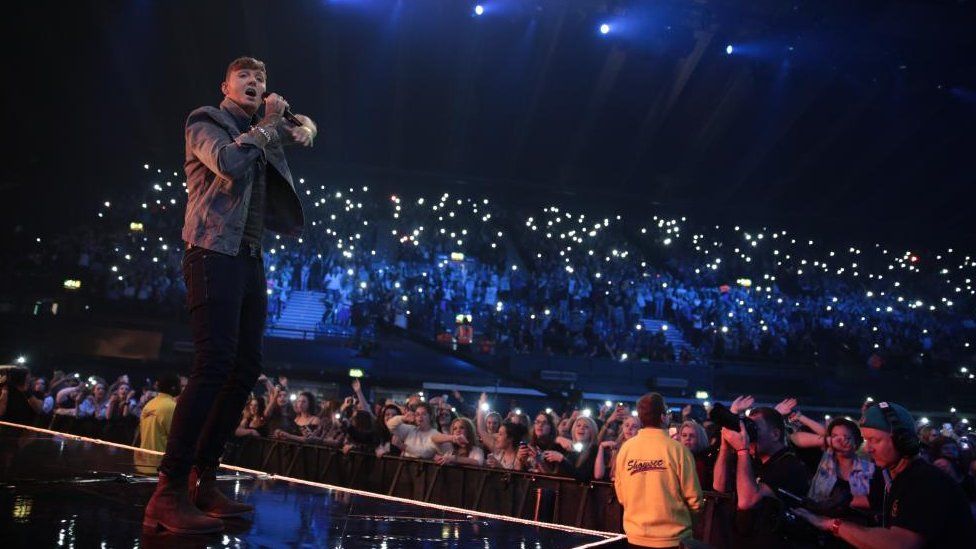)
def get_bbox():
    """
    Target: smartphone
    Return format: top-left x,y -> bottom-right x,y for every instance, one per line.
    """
668,426 -> 678,437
